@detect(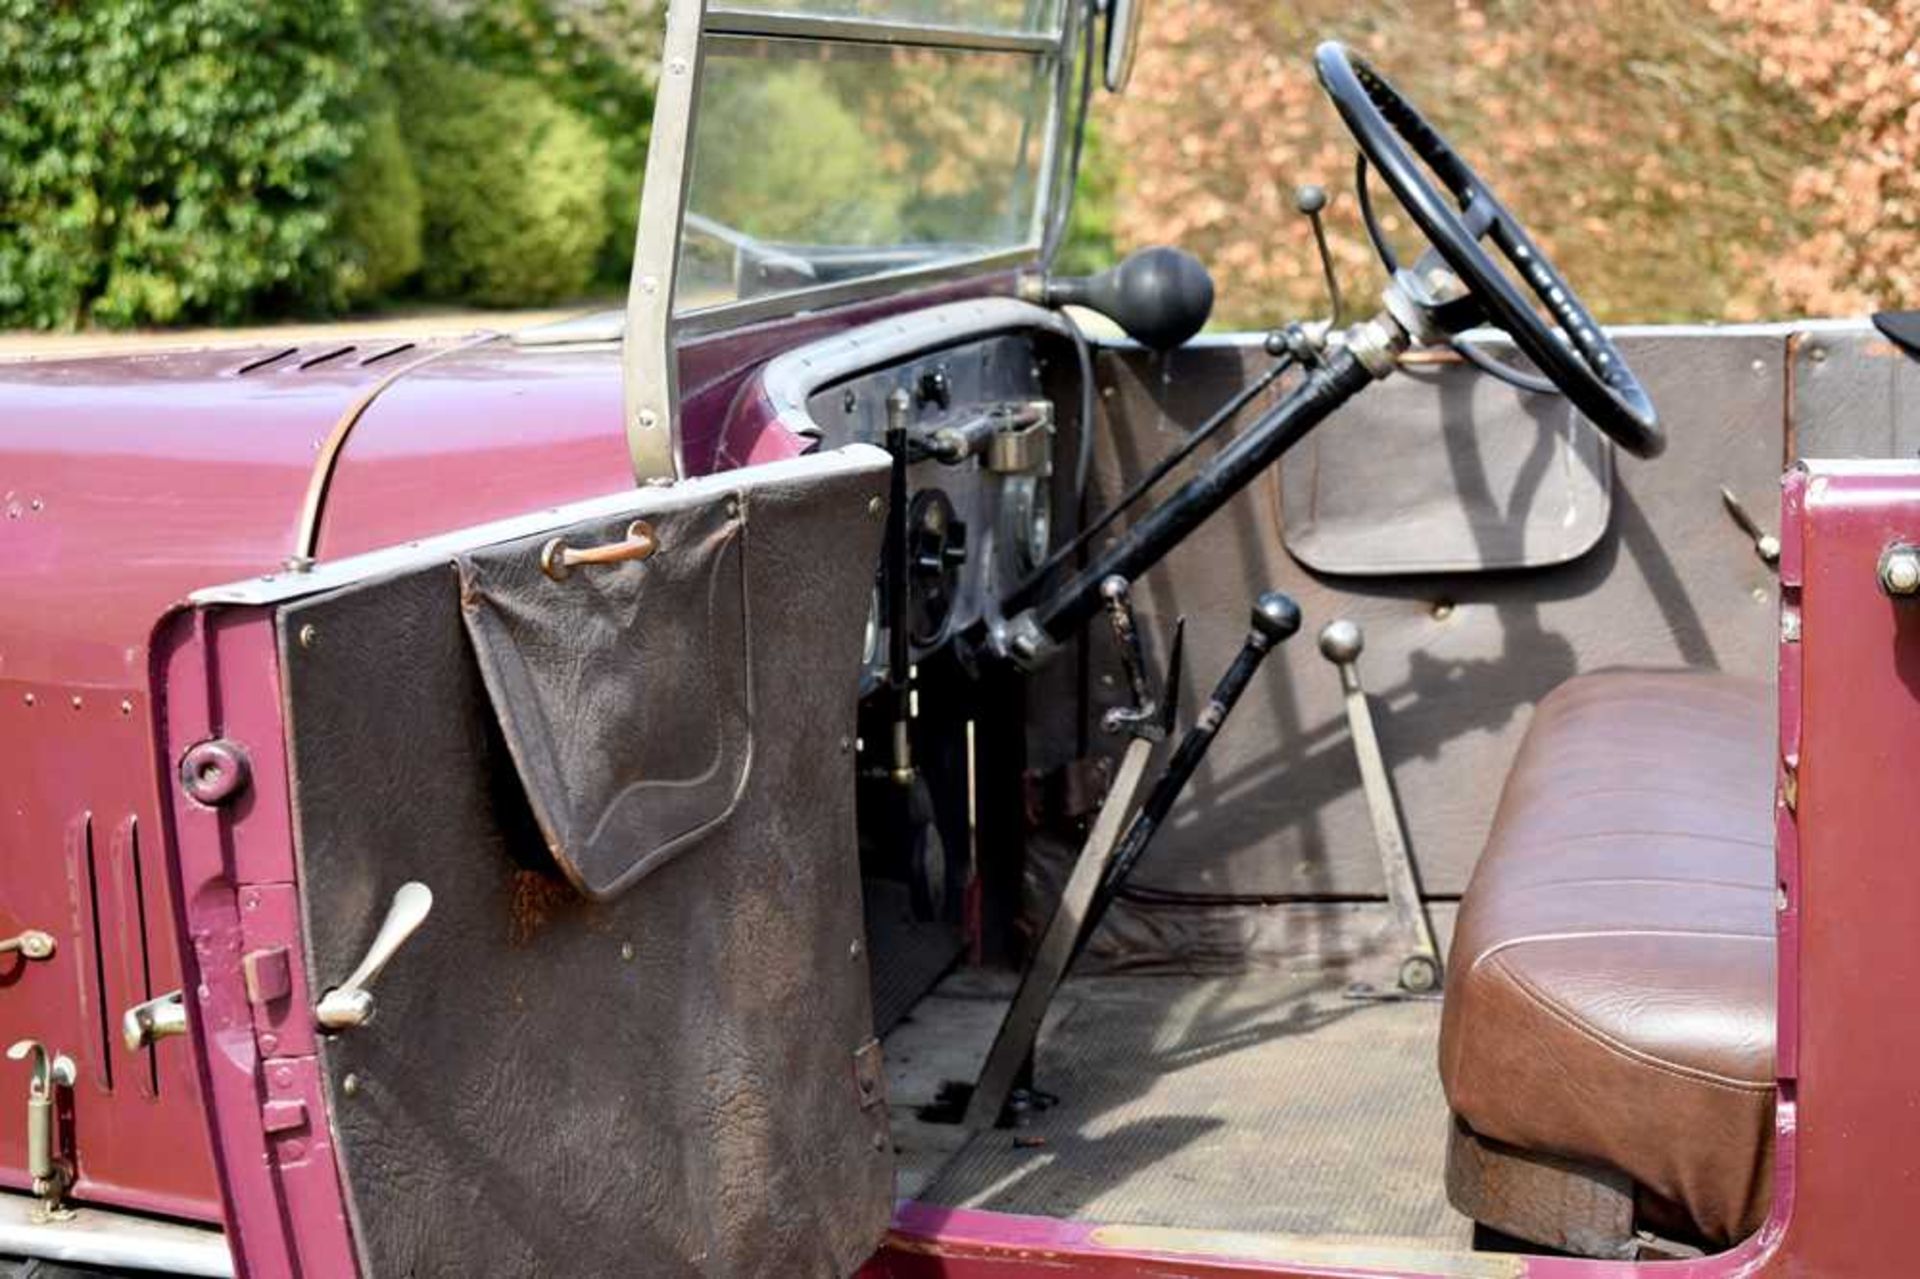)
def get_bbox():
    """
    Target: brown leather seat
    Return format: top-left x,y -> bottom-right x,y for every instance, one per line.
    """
1439,670 -> 1777,1252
